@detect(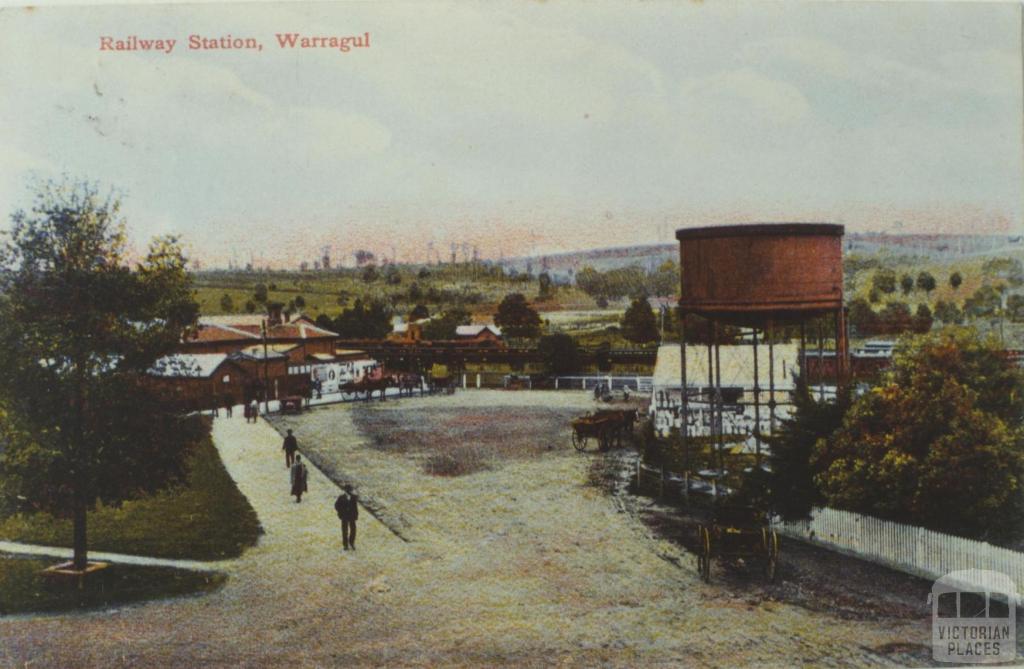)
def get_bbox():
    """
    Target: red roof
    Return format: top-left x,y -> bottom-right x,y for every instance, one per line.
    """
186,323 -> 260,343
266,322 -> 337,340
